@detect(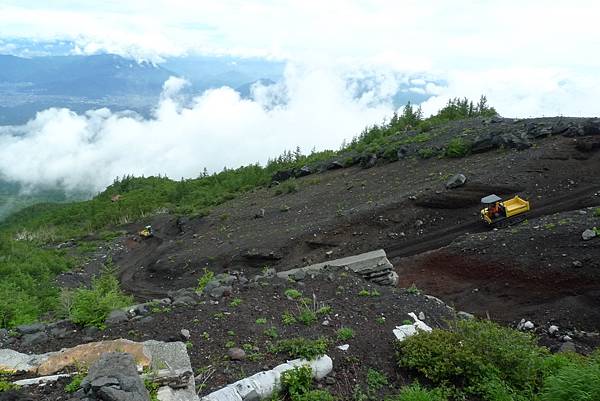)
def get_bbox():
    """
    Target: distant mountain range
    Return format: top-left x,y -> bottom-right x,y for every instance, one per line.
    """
0,52 -> 435,125
0,53 -> 286,125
